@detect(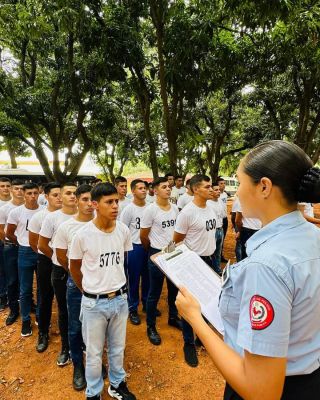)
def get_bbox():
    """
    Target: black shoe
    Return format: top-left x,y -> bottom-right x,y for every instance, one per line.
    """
73,363 -> 86,391
21,320 -> 32,337
6,312 -> 19,326
36,333 -> 49,353
108,380 -> 136,400
0,296 -> 8,312
86,395 -> 101,400
168,317 -> 182,331
129,310 -> 141,325
147,326 -> 161,346
102,363 -> 107,380
183,344 -> 199,367
57,348 -> 71,366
